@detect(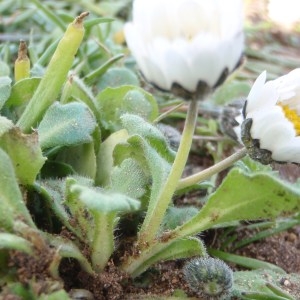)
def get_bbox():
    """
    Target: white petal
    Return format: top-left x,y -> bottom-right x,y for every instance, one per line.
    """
219,0 -> 244,37
223,32 -> 244,72
258,120 -> 295,151
246,82 -> 279,115
248,106 -> 284,139
123,23 -> 139,55
246,71 -> 267,112
143,56 -> 169,90
272,137 -> 300,163
163,46 -> 195,91
175,0 -> 211,38
275,68 -> 300,104
191,35 -> 222,87
125,0 -> 244,93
